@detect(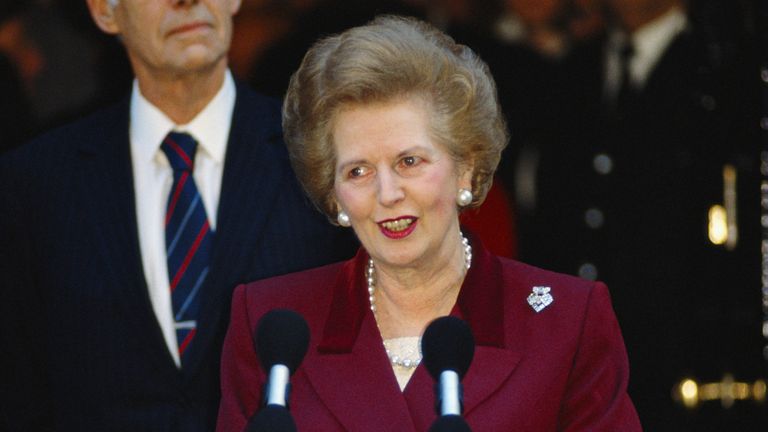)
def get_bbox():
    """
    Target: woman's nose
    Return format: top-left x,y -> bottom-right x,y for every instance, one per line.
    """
377,168 -> 405,207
